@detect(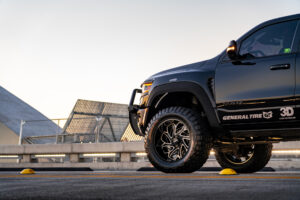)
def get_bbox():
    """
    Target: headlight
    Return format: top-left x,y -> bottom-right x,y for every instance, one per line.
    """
142,82 -> 153,94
